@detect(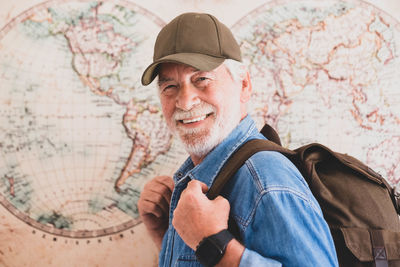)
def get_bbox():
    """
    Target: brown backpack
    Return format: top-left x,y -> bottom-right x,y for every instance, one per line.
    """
208,124 -> 400,267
